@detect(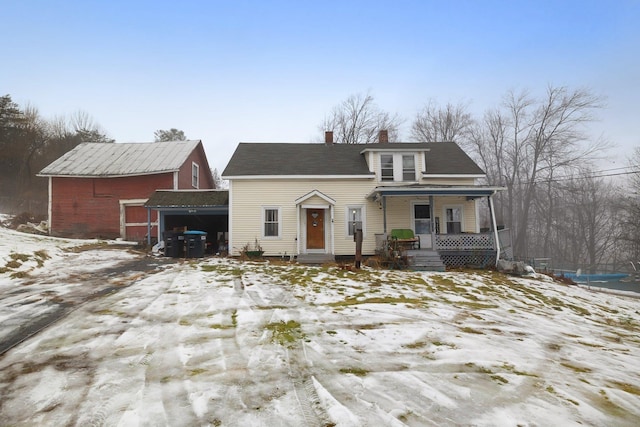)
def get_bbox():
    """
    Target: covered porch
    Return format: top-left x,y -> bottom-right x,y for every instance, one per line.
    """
367,185 -> 507,270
